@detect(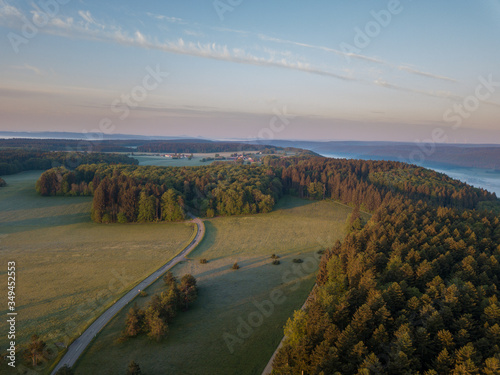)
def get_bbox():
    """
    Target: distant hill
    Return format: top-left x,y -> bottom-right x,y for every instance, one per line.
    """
0,138 -> 315,156
261,140 -> 500,171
